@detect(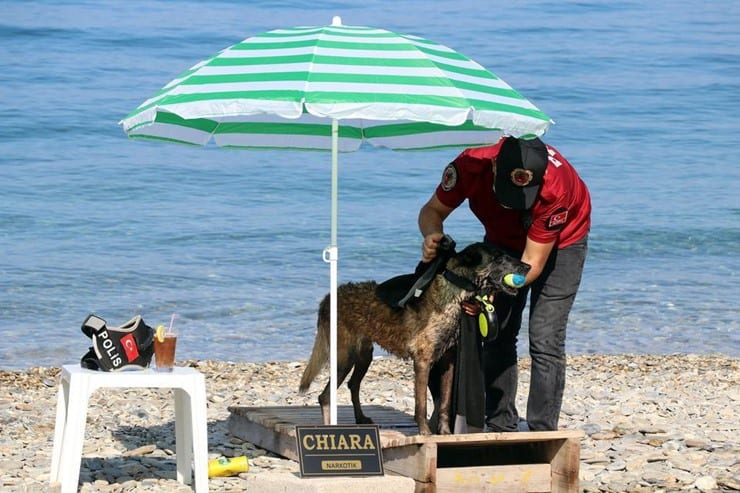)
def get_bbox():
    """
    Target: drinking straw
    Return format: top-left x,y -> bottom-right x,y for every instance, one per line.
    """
168,313 -> 177,334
